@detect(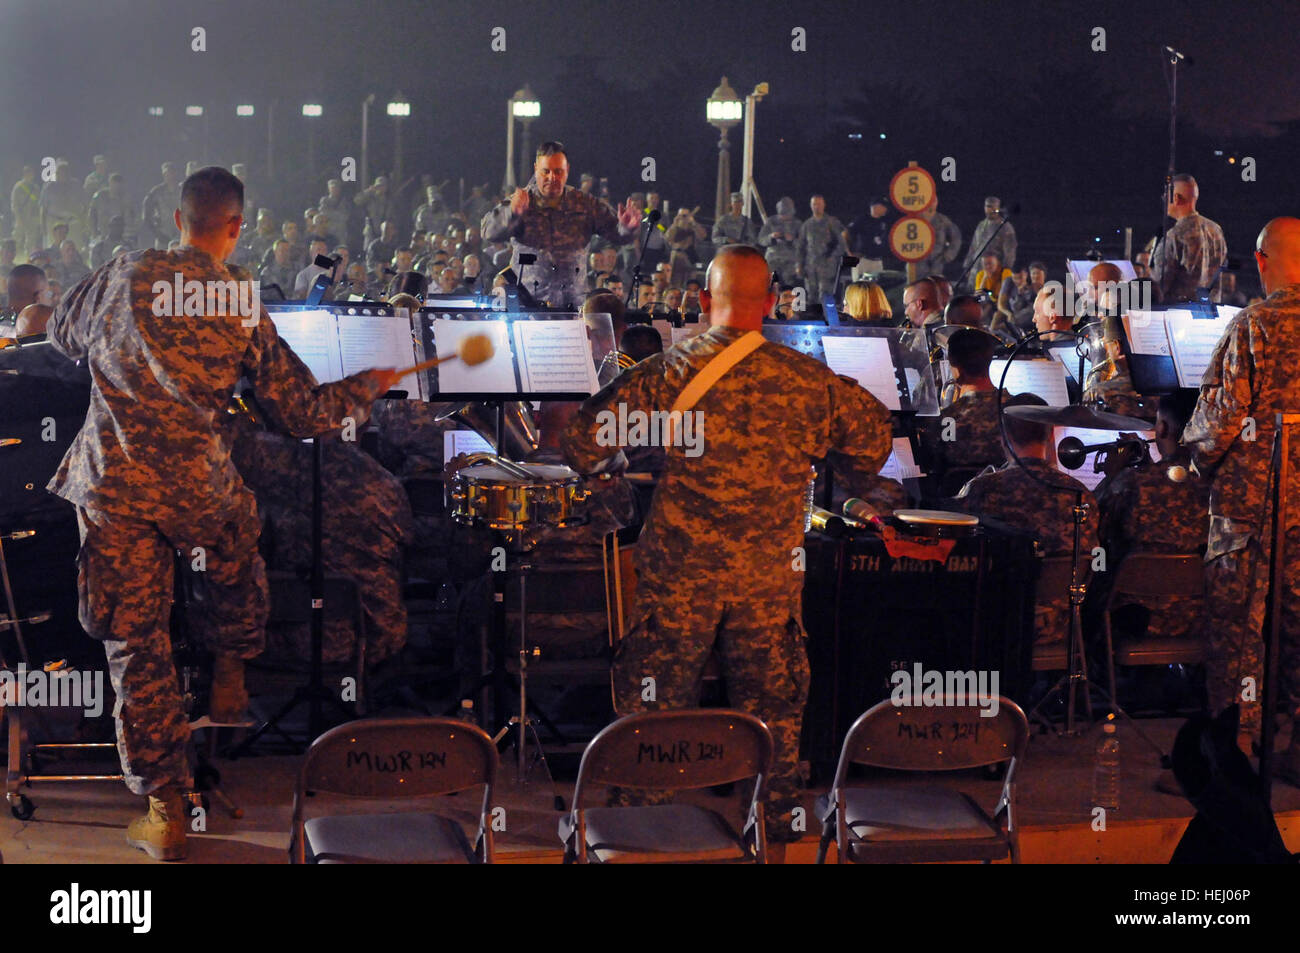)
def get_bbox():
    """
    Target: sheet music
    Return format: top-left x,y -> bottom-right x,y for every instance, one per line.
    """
1165,311 -> 1231,388
1053,426 -> 1156,493
821,335 -> 901,411
511,319 -> 600,394
1123,310 -> 1172,356
337,313 -> 421,399
1047,345 -> 1092,383
431,318 -> 517,393
444,429 -> 494,461
269,309 -> 343,383
879,436 -> 925,481
989,358 -> 1070,407
651,319 -> 674,351
1217,305 -> 1243,322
